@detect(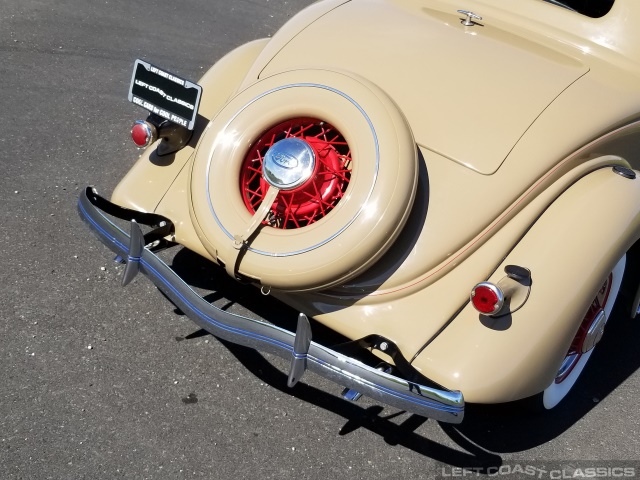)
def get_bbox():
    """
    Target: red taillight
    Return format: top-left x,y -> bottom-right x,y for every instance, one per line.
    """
470,282 -> 504,315
131,120 -> 157,148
